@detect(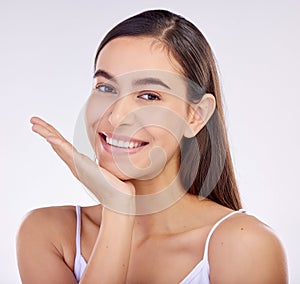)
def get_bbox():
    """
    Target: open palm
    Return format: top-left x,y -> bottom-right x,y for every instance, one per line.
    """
30,116 -> 135,212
